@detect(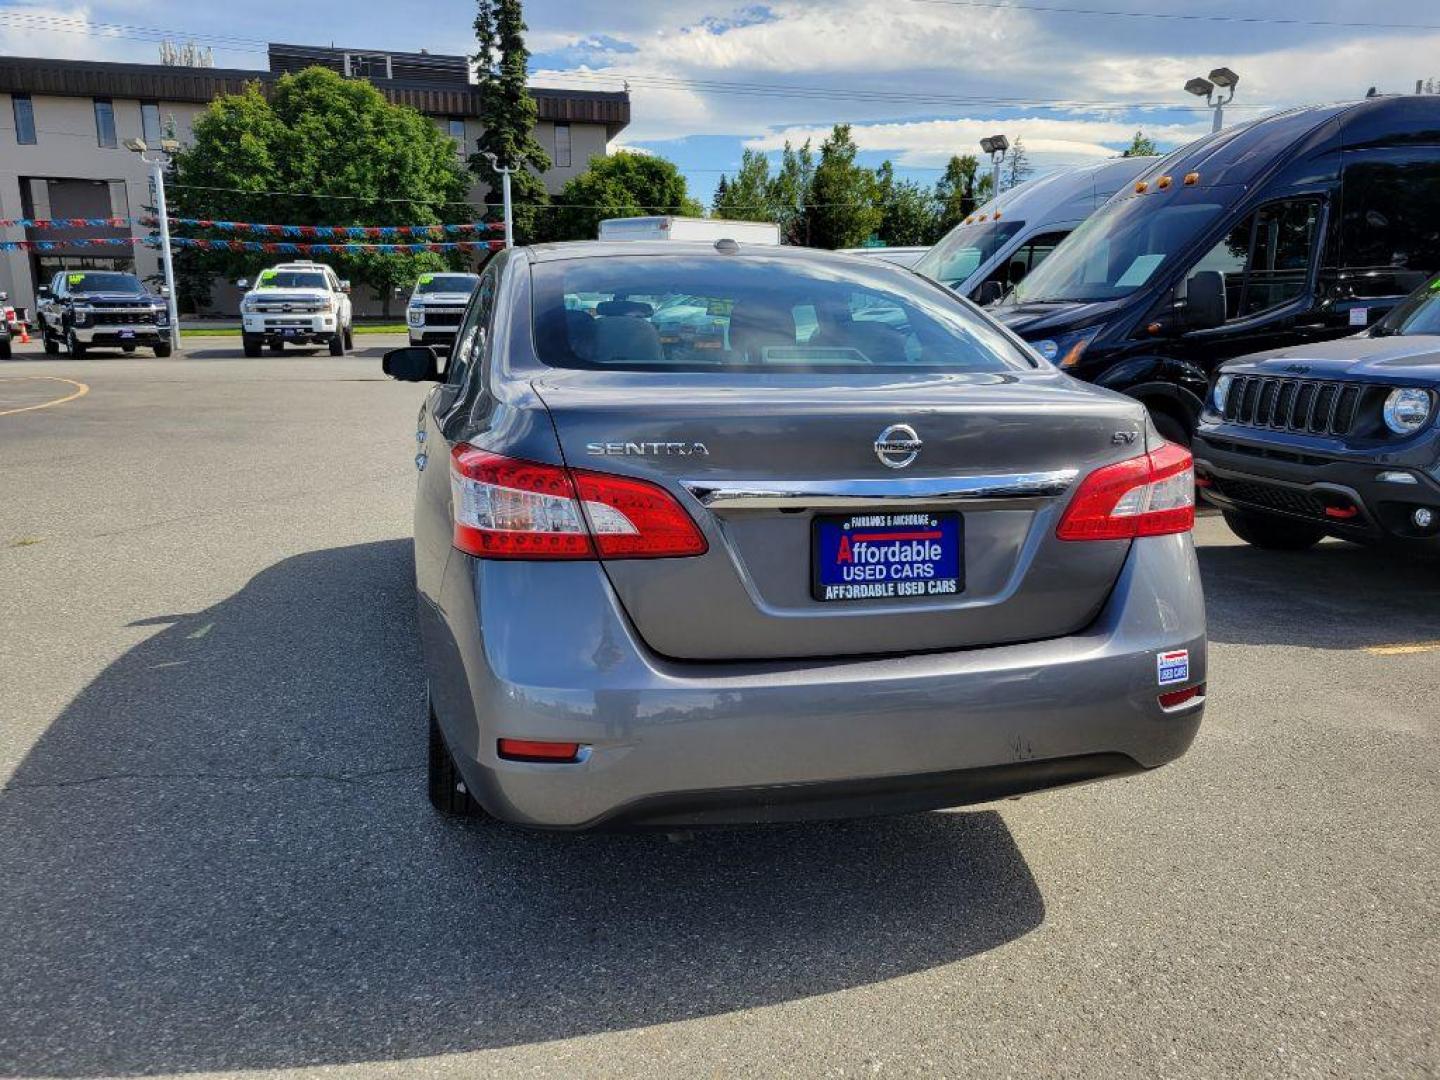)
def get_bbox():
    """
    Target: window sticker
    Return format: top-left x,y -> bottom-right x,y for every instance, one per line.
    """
67,273 -> 86,286
417,273 -> 435,285
1349,307 -> 1369,327
1157,649 -> 1190,686
257,270 -> 278,287
1116,253 -> 1166,288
